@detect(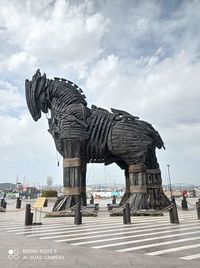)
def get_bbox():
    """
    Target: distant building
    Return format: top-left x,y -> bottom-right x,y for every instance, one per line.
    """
0,183 -> 16,191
